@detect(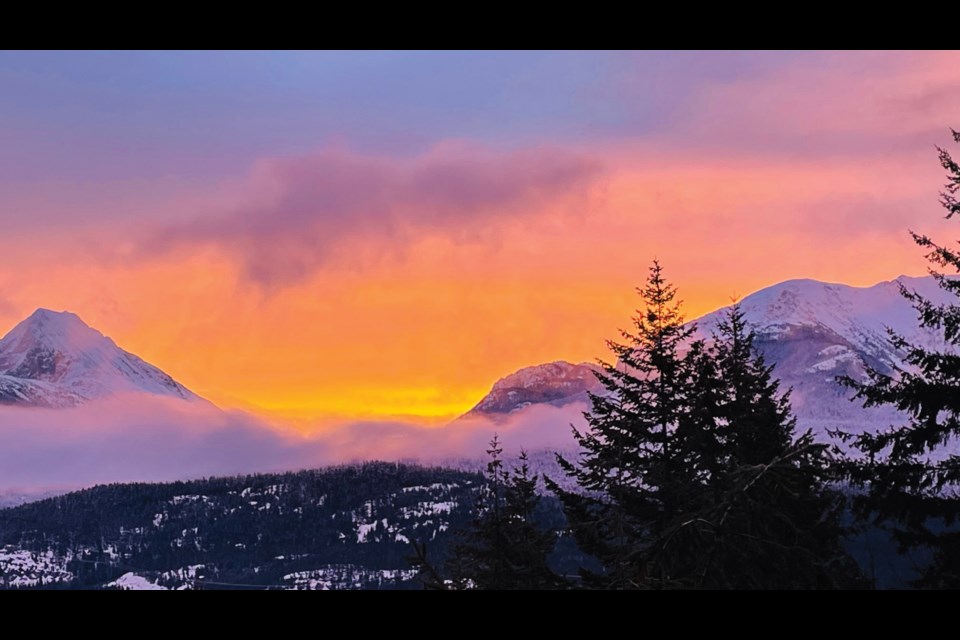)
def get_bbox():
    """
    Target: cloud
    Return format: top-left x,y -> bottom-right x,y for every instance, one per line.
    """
0,396 -> 585,493
143,143 -> 604,287
323,403 -> 585,463
676,51 -> 960,155
0,397 -> 323,489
